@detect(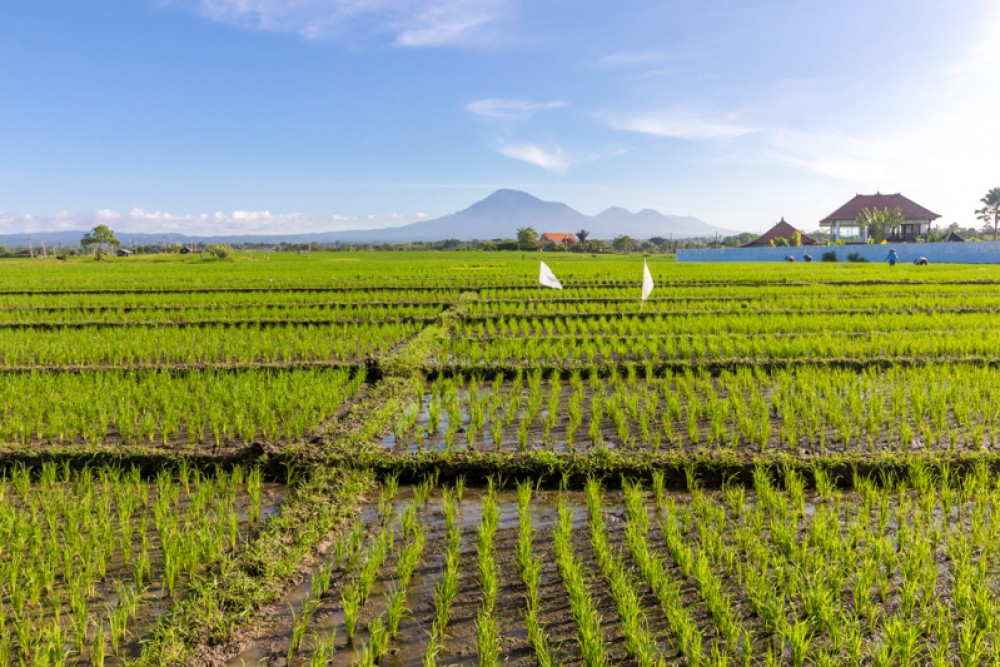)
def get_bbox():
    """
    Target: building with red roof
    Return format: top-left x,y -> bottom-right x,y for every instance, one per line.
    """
744,218 -> 816,247
820,193 -> 939,243
539,232 -> 579,248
